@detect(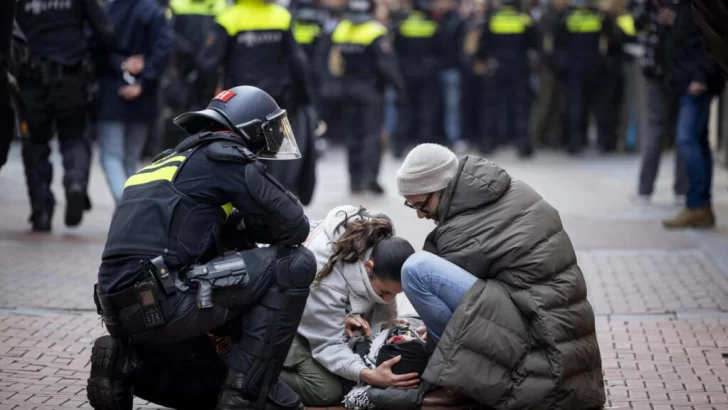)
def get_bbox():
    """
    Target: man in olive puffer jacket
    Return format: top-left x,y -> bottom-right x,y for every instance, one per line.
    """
396,143 -> 605,409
